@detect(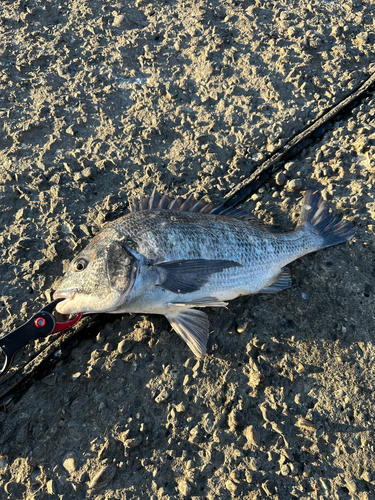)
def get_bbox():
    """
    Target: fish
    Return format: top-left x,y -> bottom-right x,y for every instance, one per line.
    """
53,188 -> 355,357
